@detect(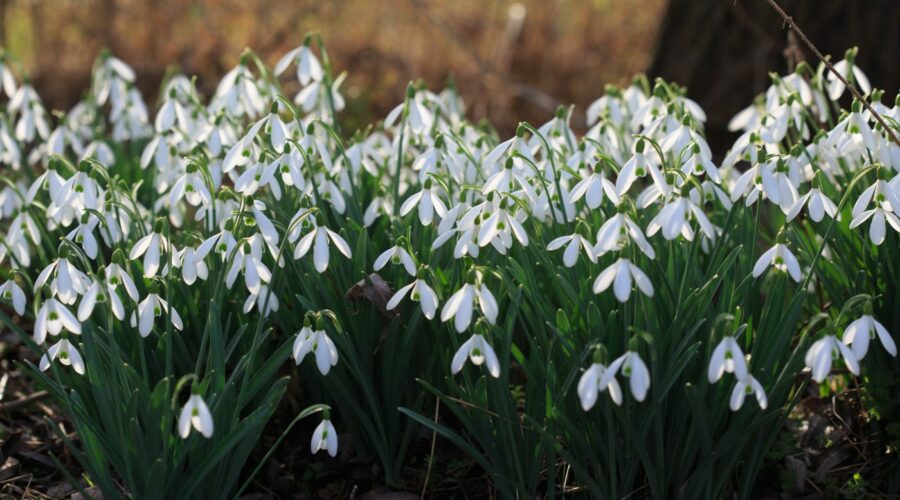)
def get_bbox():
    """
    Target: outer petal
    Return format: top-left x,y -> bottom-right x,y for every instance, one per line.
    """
613,260 -> 633,302
386,282 -> 415,311
752,246 -> 777,278
873,319 -> 897,357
